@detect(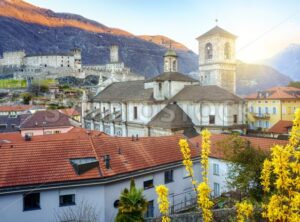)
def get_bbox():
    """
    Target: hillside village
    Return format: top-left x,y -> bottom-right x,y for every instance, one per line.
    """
0,1 -> 300,222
